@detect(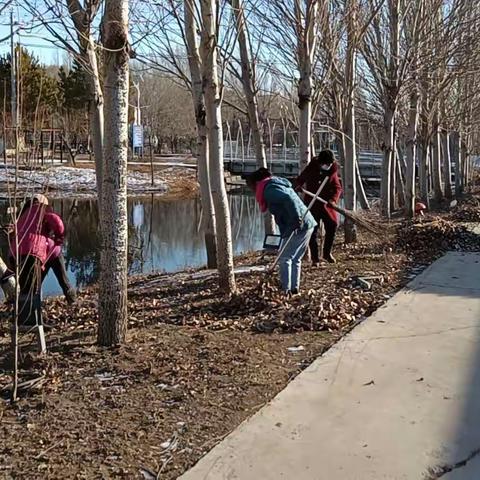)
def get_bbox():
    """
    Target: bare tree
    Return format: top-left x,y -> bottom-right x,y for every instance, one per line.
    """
184,0 -> 218,267
199,0 -> 236,292
22,0 -> 105,202
229,0 -> 275,234
98,0 -> 130,346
